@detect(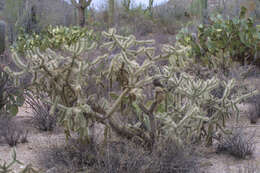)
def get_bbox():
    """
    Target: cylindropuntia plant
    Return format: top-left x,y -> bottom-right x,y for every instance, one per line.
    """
5,27 -> 258,147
